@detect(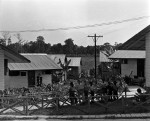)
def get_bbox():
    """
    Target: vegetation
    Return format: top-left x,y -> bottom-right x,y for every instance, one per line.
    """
0,32 -> 122,55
